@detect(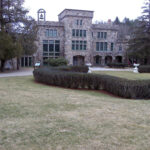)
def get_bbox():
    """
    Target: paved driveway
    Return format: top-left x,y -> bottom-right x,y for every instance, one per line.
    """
90,67 -> 133,72
0,68 -> 33,77
0,67 -> 133,78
